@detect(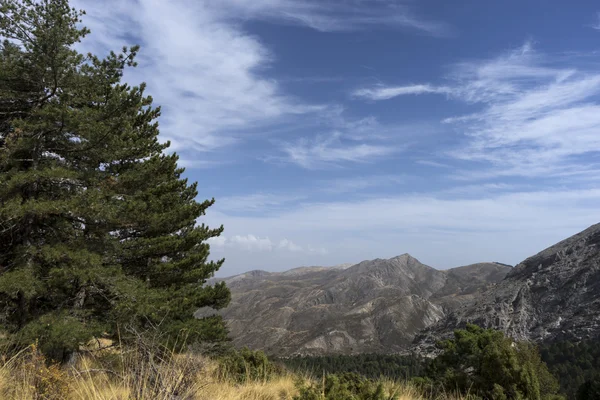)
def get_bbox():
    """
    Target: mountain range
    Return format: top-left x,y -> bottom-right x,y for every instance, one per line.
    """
206,256 -> 511,355
205,223 -> 600,356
